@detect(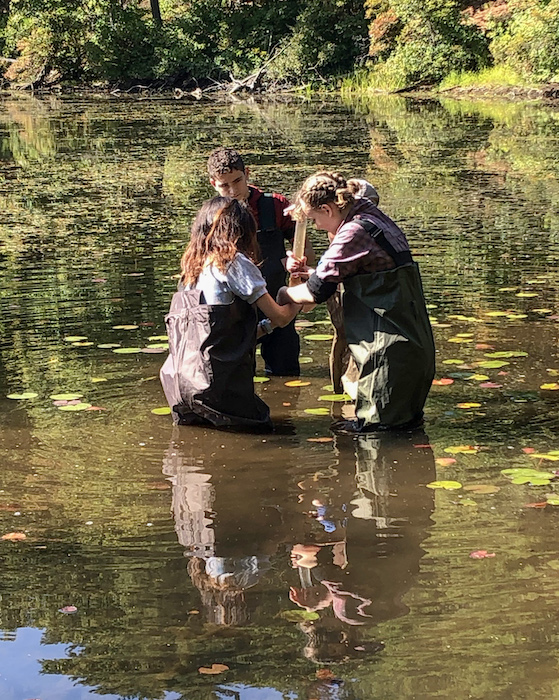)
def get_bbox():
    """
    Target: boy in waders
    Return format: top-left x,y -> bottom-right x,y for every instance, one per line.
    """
207,147 -> 315,376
